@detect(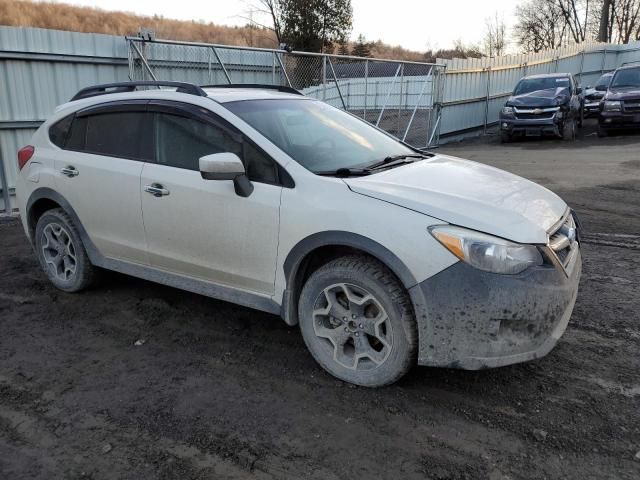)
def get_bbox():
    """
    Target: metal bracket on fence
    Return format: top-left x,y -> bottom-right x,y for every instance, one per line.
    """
211,47 -> 232,84
130,40 -> 158,81
376,64 -> 402,127
327,57 -> 347,110
274,52 -> 293,88
402,66 -> 433,142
